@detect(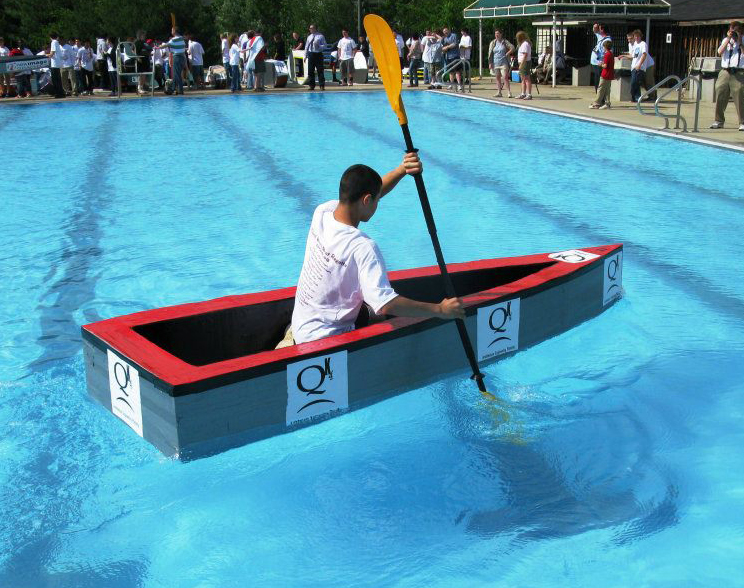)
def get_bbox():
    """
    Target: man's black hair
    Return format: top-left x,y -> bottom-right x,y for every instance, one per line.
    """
339,164 -> 382,204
